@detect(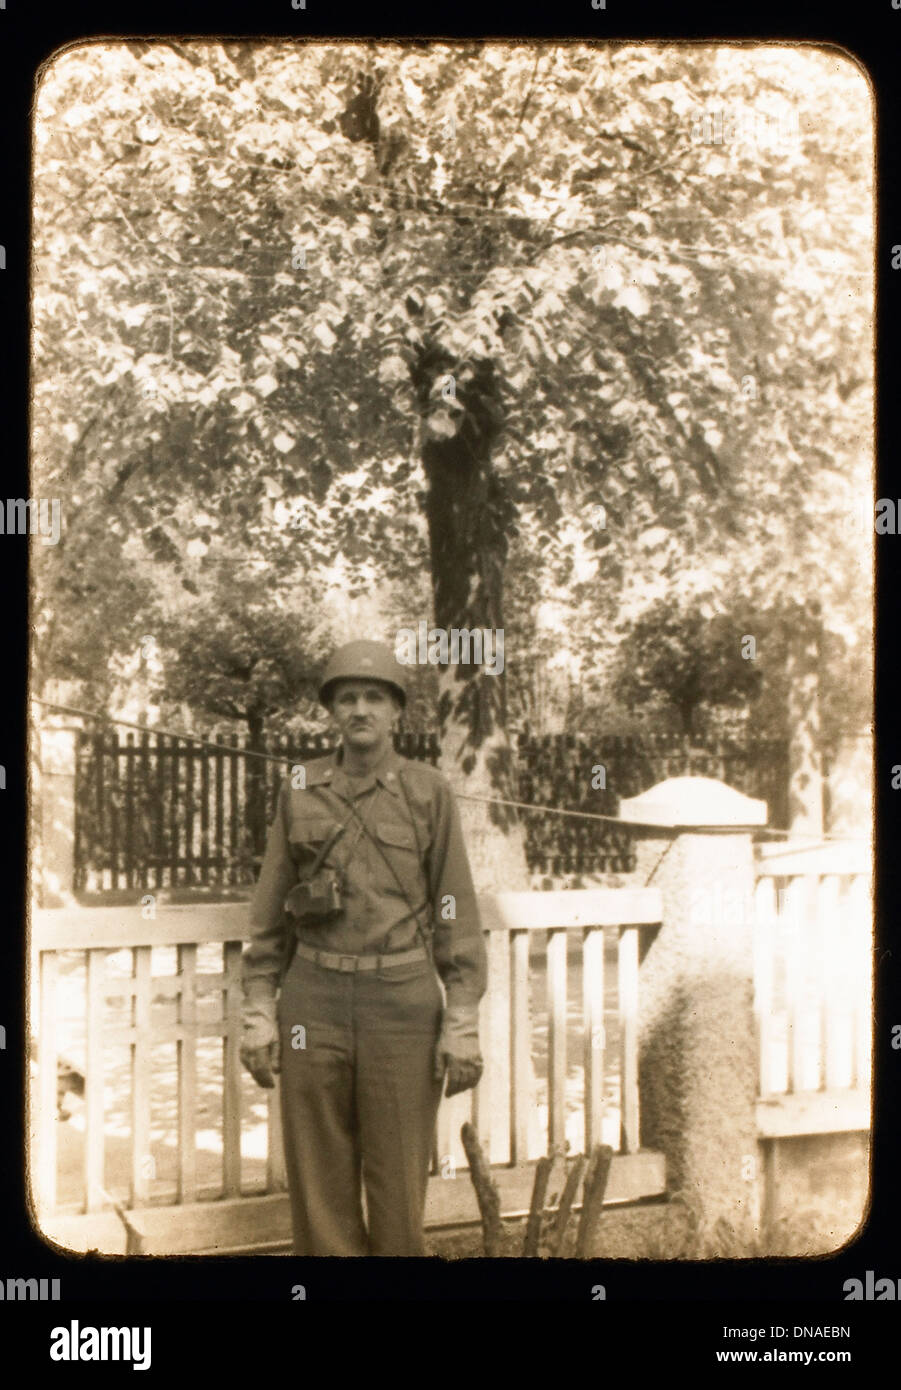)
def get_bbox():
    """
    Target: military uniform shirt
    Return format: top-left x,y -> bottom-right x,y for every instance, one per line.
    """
242,745 -> 487,1025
